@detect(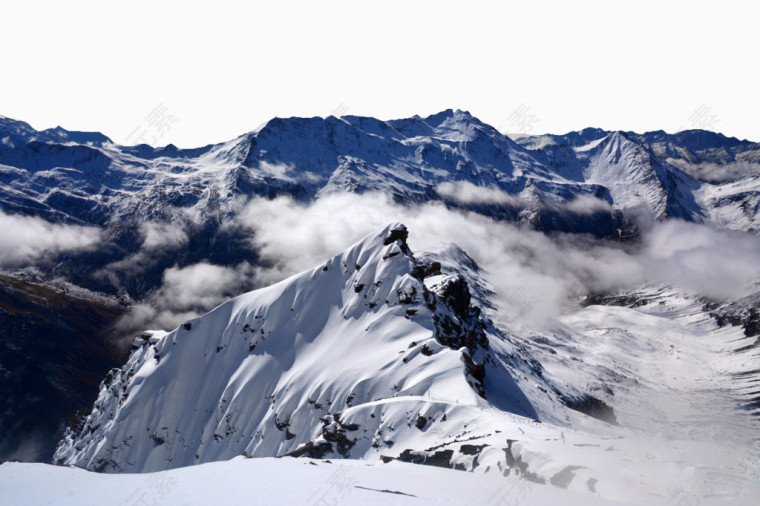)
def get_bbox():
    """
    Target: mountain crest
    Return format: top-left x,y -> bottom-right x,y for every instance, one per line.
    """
53,224 -> 522,472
